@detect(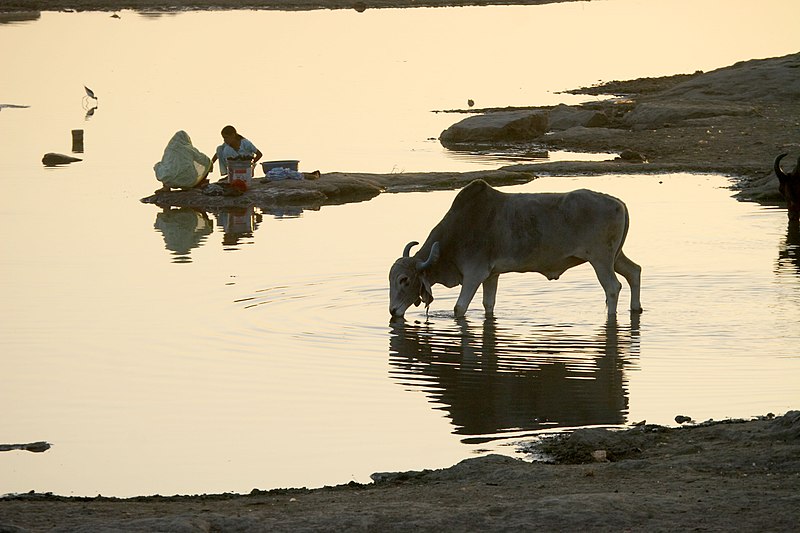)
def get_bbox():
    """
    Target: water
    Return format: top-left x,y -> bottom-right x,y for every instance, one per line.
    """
1,0 -> 799,497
